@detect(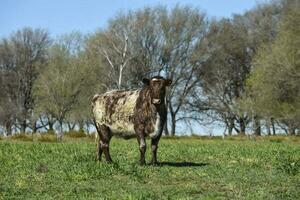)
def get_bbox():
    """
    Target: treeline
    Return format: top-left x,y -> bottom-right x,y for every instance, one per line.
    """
0,0 -> 299,136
